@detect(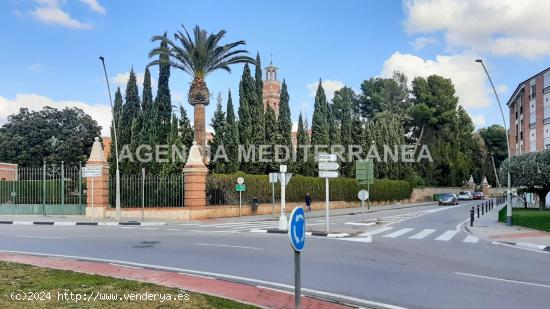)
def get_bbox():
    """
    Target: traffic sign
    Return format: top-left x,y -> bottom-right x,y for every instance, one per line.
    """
319,171 -> 339,178
318,154 -> 337,162
237,177 -> 245,184
358,189 -> 369,201
288,207 -> 306,252
356,160 -> 374,185
319,162 -> 339,170
82,166 -> 102,177
277,172 -> 293,185
236,184 -> 246,192
269,172 -> 278,183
